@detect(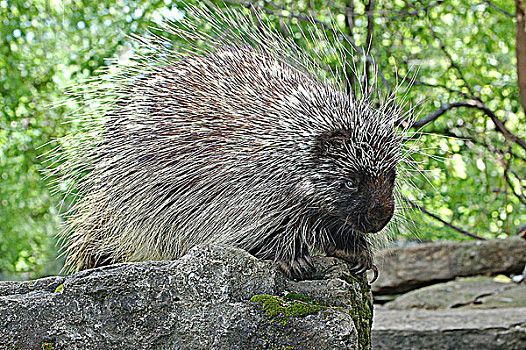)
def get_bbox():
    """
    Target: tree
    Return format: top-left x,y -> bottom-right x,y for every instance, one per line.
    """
517,0 -> 526,112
